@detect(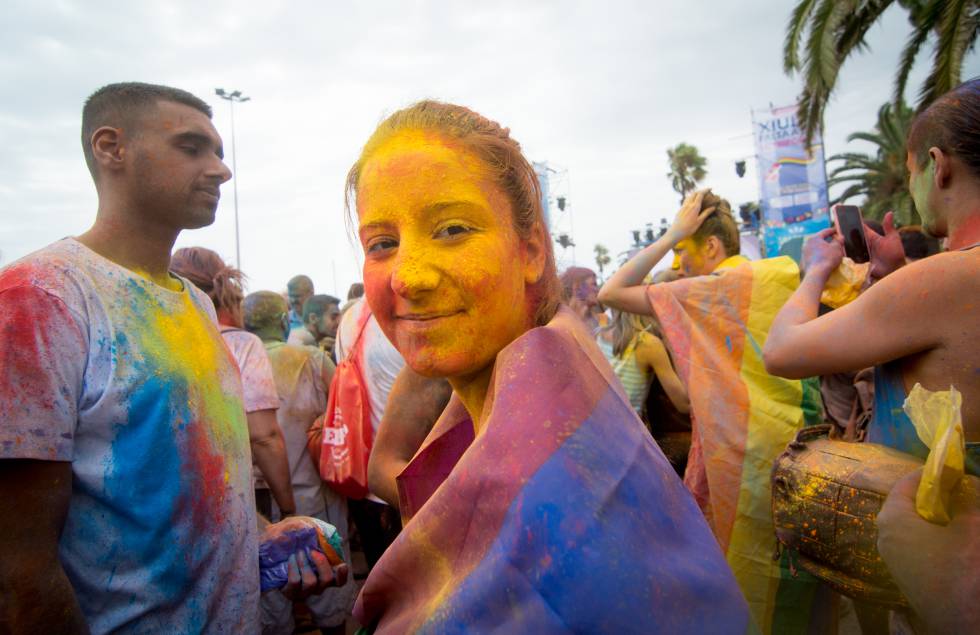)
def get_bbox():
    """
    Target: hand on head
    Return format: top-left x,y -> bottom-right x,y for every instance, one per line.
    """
867,211 -> 906,281
802,228 -> 844,277
668,190 -> 717,242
